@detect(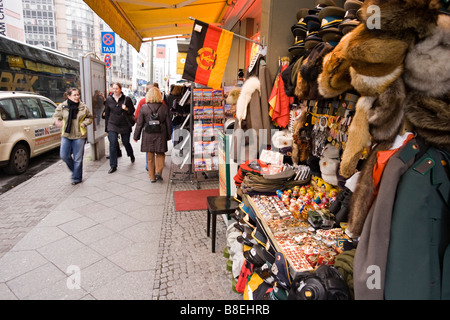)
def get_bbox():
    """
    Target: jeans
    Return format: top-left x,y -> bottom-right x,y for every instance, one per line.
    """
60,137 -> 86,183
108,131 -> 134,168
